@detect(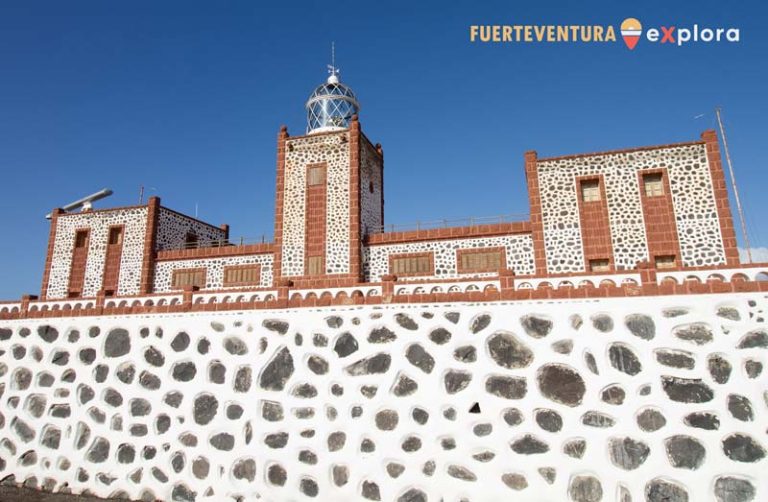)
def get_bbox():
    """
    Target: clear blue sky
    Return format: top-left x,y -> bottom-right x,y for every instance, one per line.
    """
1,0 -> 766,298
